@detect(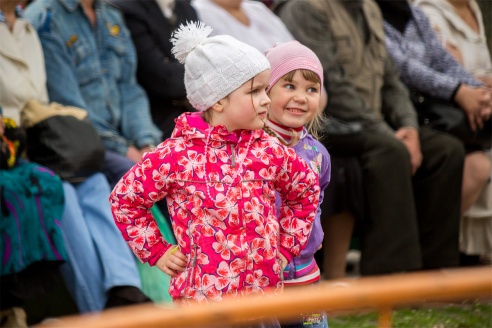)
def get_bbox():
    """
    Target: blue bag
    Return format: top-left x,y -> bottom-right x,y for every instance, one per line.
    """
0,161 -> 67,275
